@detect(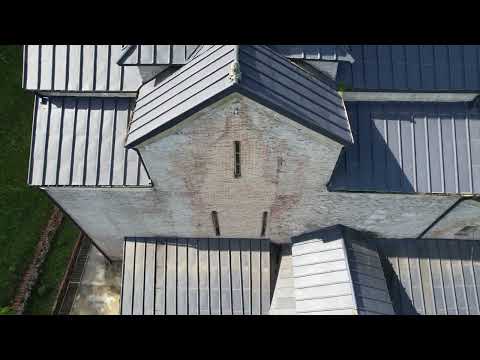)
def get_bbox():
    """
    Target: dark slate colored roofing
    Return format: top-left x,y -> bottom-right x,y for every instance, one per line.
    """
270,45 -> 354,63
117,45 -> 203,66
337,45 -> 480,92
23,45 -> 142,93
376,237 -> 480,315
28,96 -> 151,187
291,225 -> 394,315
127,45 -> 352,147
329,102 -> 480,194
121,237 -> 271,315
